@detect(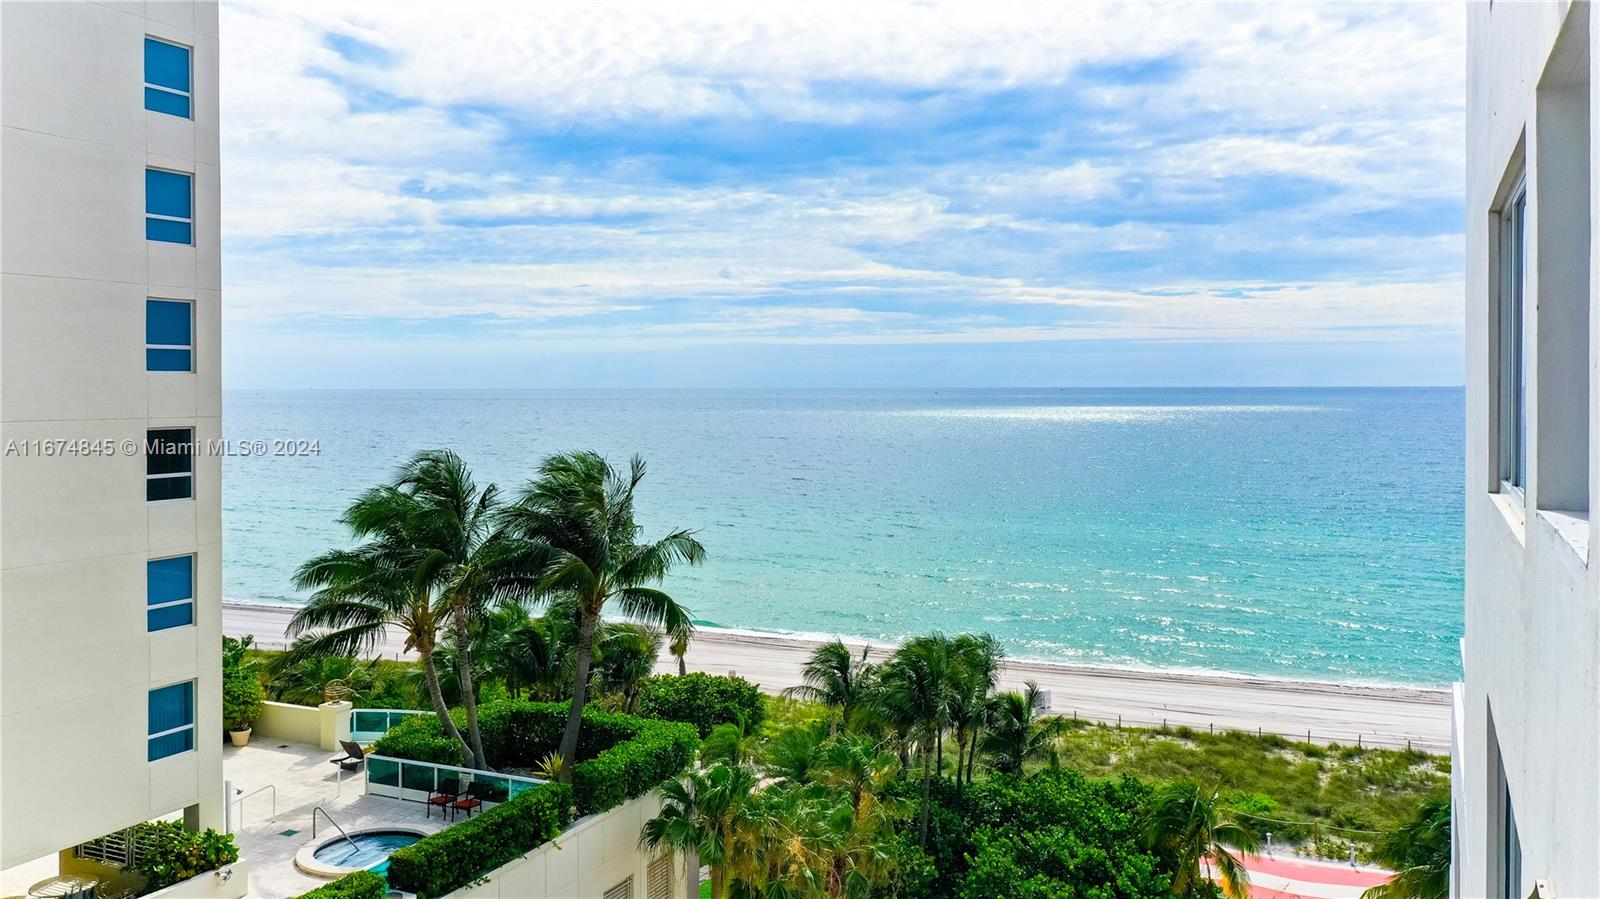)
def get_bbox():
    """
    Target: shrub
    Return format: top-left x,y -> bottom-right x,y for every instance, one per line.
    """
126,821 -> 239,894
222,666 -> 265,732
386,782 -> 573,899
371,711 -> 466,765
372,700 -> 697,816
636,672 -> 765,737
572,717 -> 697,815
291,870 -> 386,899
